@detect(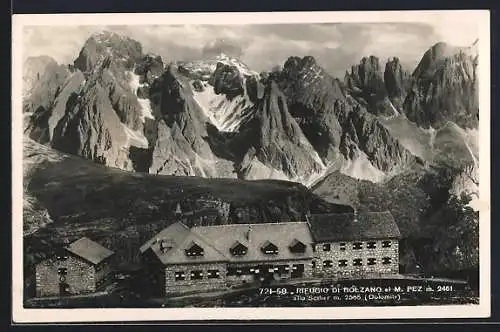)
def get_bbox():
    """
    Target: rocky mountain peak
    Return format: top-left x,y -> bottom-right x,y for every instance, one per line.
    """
23,55 -> 60,100
384,57 -> 410,111
73,31 -> 143,73
134,53 -> 164,85
344,55 -> 394,116
208,61 -> 246,99
403,41 -> 478,129
411,42 -> 470,78
177,53 -> 256,83
282,55 -> 322,81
